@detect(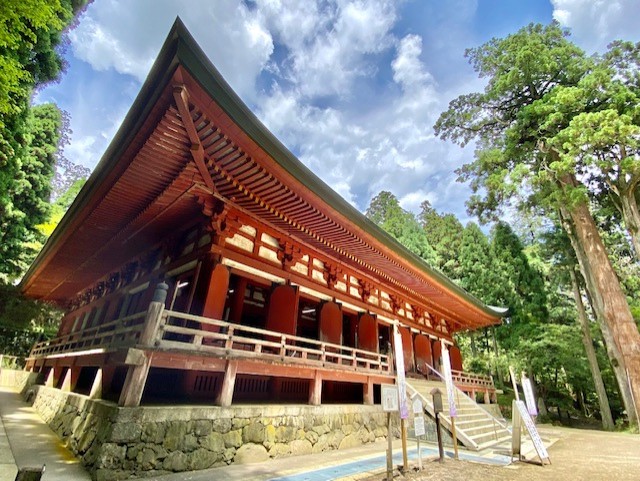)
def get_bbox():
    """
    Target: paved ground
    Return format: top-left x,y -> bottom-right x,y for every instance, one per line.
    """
0,387 -> 91,481
1,386 -> 637,481
363,425 -> 640,481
